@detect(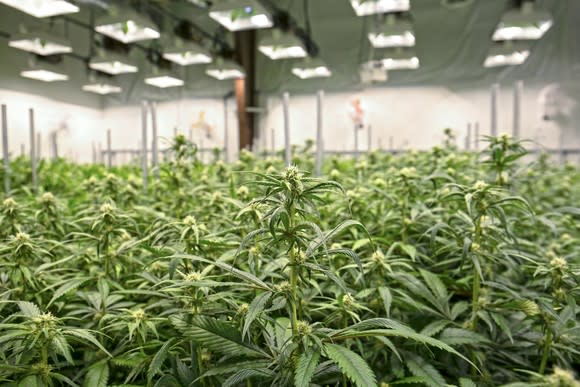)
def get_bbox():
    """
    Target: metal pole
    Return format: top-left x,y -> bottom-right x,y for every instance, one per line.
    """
51,132 -> 58,160
491,83 -> 499,137
20,144 -> 24,157
354,125 -> 359,160
389,136 -> 394,151
141,101 -> 148,189
2,105 -> 9,194
224,97 -> 229,163
315,90 -> 324,176
378,137 -> 383,151
36,132 -> 41,162
466,123 -> 472,151
513,80 -> 523,140
150,102 -> 159,180
173,126 -> 178,138
106,129 -> 112,168
282,92 -> 291,166
29,109 -> 37,192
92,142 -> 96,164
474,122 -> 480,150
